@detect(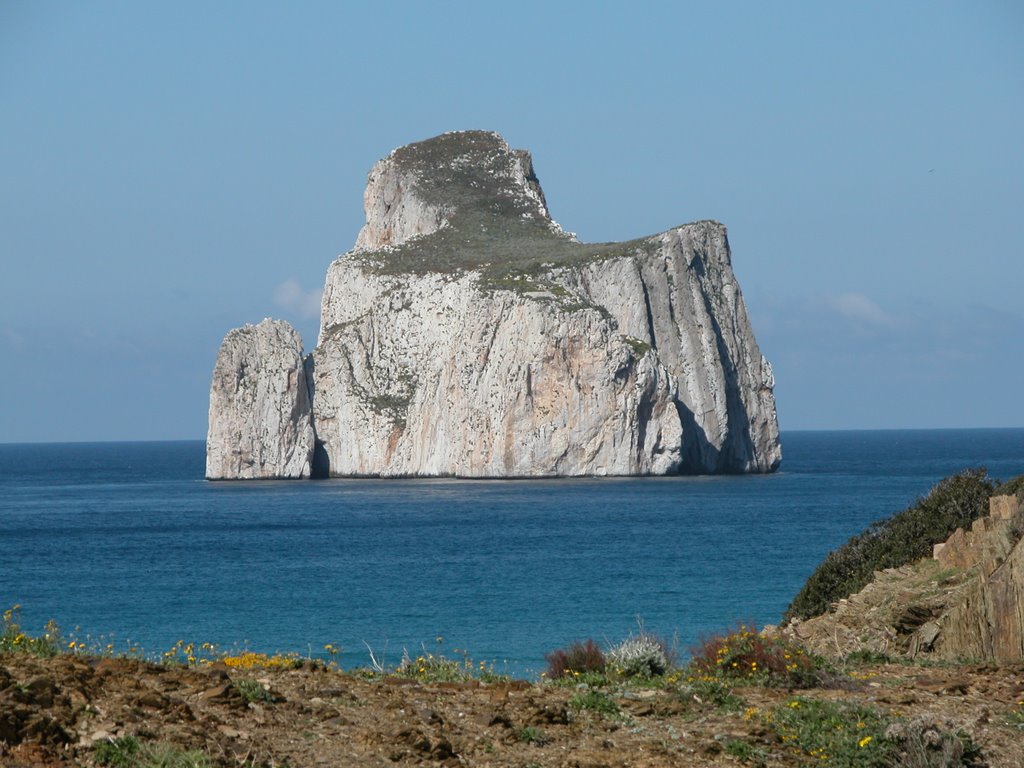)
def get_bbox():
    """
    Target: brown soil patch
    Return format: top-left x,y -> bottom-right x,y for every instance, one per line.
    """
1,654 -> 1023,767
